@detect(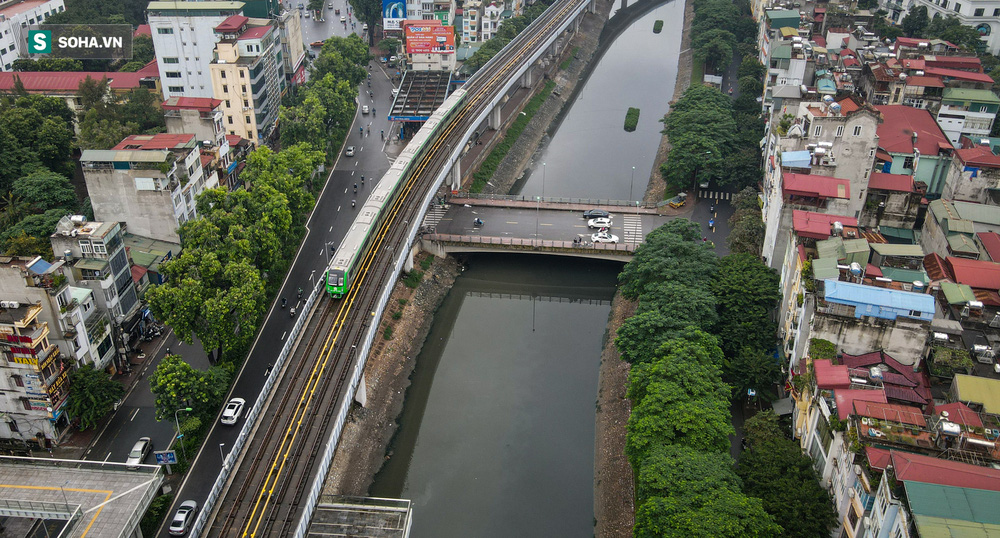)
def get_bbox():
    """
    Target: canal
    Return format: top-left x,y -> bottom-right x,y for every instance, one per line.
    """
515,0 -> 685,200
369,0 -> 686,534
